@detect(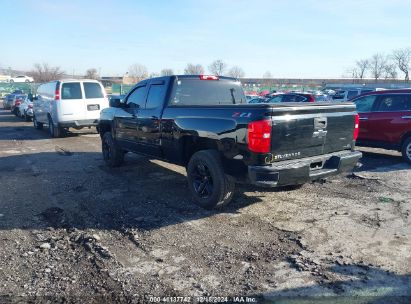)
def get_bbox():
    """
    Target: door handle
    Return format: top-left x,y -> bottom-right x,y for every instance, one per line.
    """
401,116 -> 411,119
359,117 -> 368,121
